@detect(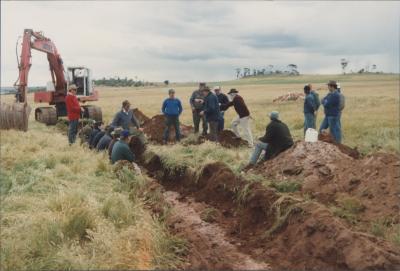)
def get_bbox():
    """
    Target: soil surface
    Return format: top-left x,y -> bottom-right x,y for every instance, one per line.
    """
142,114 -> 193,143
142,155 -> 400,270
197,130 -> 249,148
318,131 -> 360,159
253,141 -> 400,225
132,108 -> 150,125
